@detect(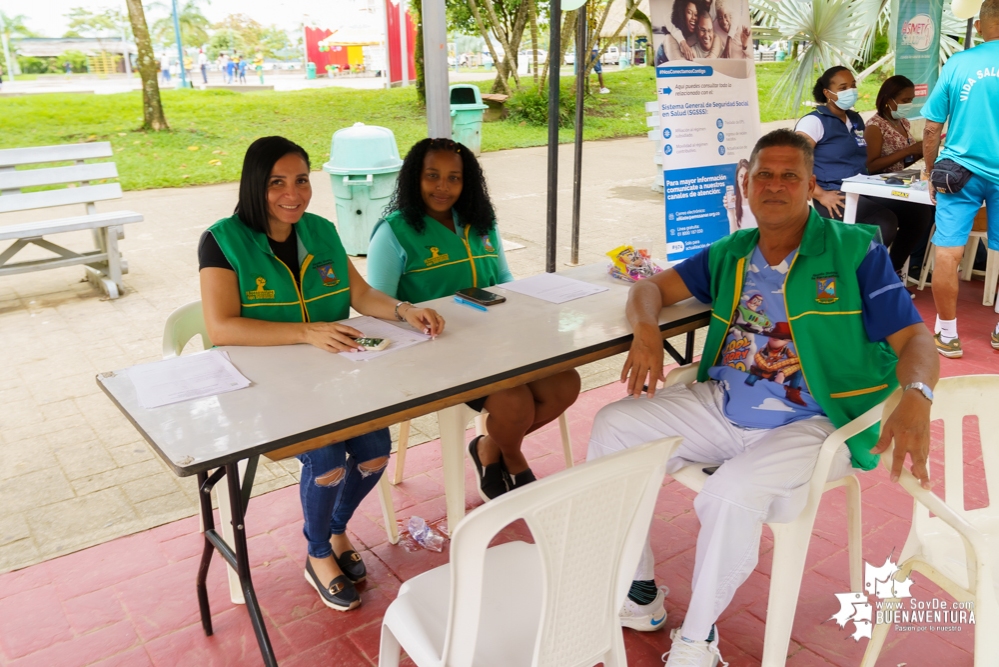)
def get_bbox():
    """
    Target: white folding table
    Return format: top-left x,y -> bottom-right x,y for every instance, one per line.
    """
840,175 -> 932,225
96,262 -> 711,667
